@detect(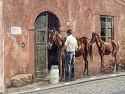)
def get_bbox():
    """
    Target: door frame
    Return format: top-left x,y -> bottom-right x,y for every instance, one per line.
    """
28,5 -> 67,78
34,11 -> 62,78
